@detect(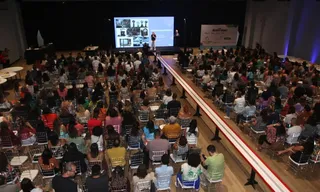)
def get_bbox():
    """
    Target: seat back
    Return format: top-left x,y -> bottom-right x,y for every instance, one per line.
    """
151,150 -> 166,162
130,152 -> 144,167
0,135 -> 13,148
36,132 -> 48,144
136,180 -> 152,191
155,109 -> 167,120
124,125 -> 133,136
60,117 -> 70,126
69,160 -> 82,175
138,110 -> 149,122
169,107 -> 180,117
39,164 -> 56,177
156,174 -> 171,189
29,146 -> 44,163
128,136 -> 140,149
113,124 -> 121,134
179,118 -> 191,128
88,160 -> 103,173
50,146 -> 65,159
